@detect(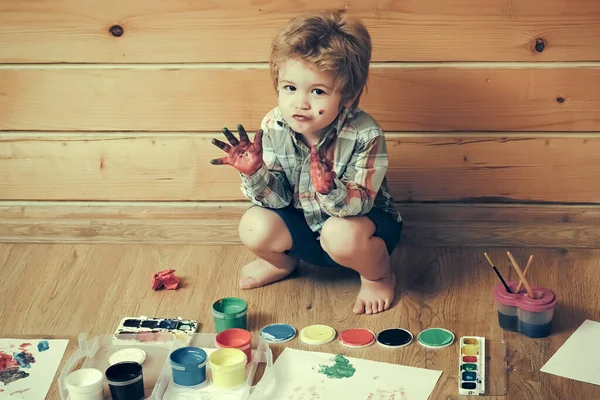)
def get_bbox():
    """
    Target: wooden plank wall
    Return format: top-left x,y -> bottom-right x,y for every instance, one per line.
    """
1,0 -> 600,247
